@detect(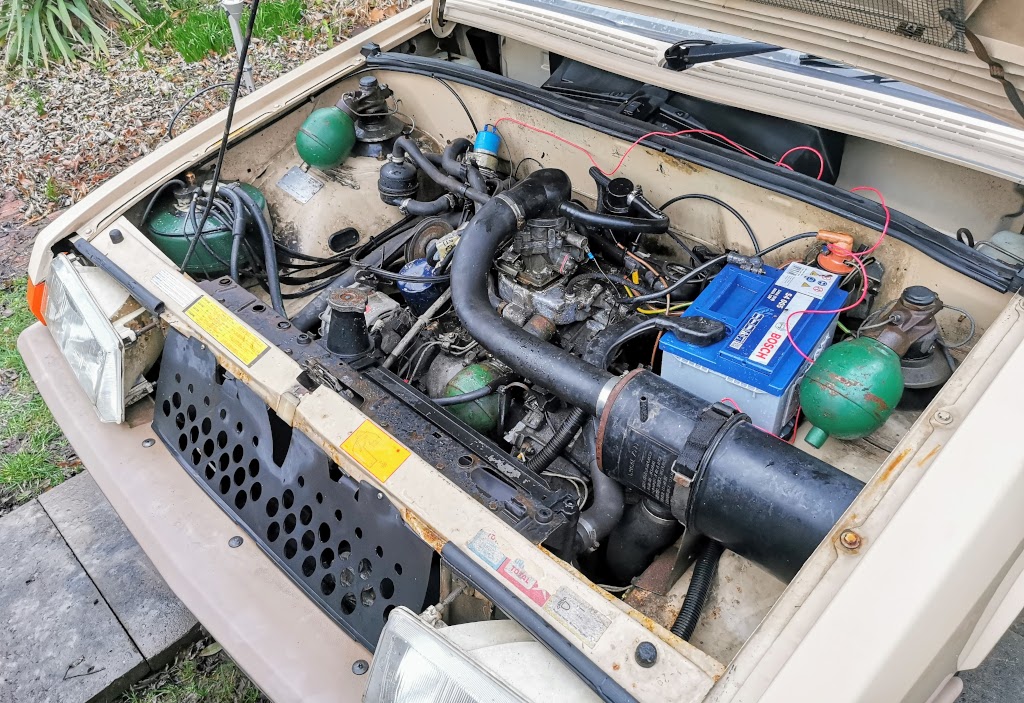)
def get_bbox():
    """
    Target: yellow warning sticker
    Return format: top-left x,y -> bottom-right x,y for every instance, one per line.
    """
184,296 -> 268,366
341,421 -> 410,482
